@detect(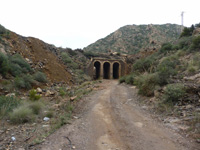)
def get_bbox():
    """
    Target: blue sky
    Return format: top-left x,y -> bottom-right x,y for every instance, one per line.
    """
0,0 -> 199,49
